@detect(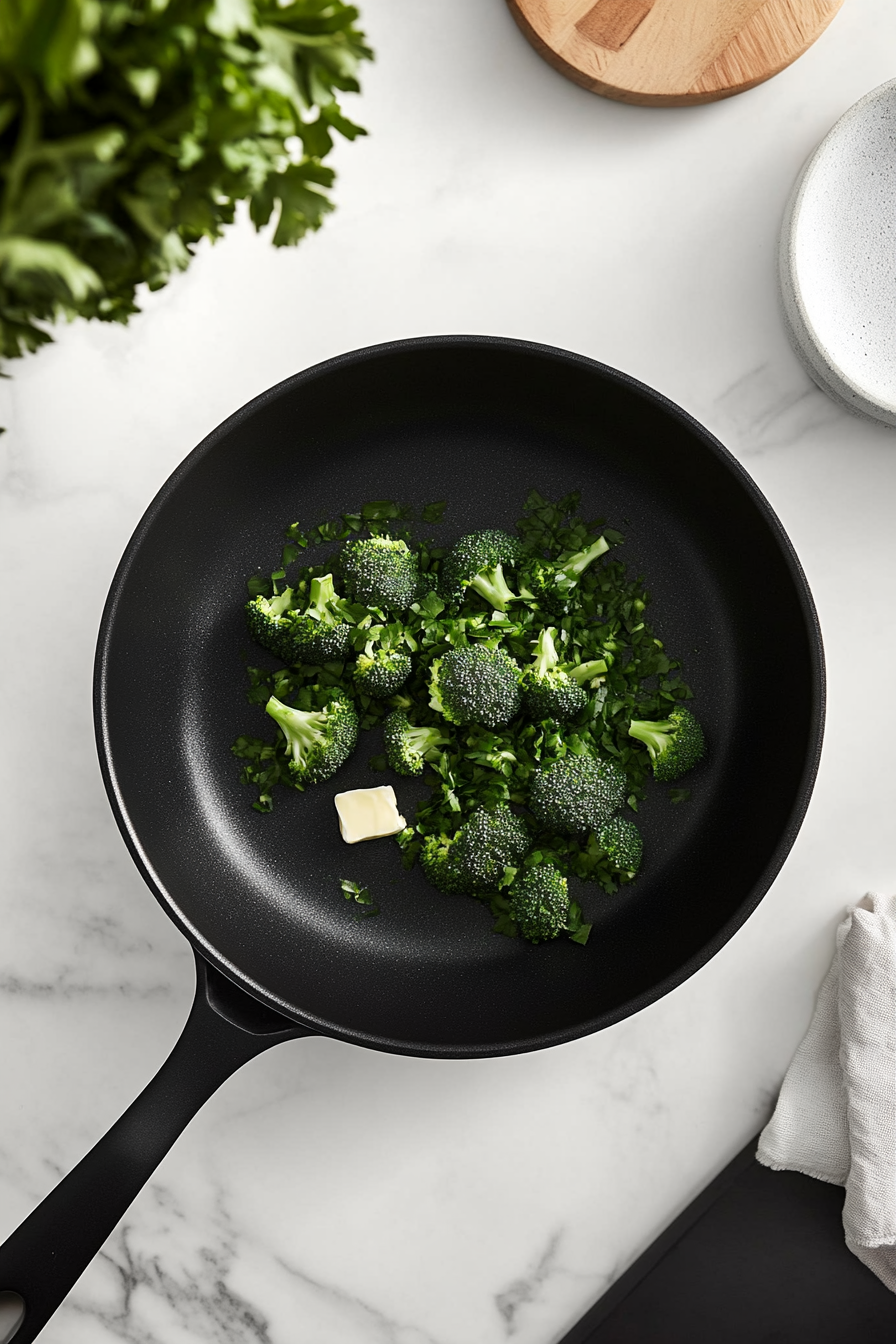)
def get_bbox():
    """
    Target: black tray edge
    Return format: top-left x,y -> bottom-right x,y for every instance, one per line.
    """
557,1136 -> 760,1342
